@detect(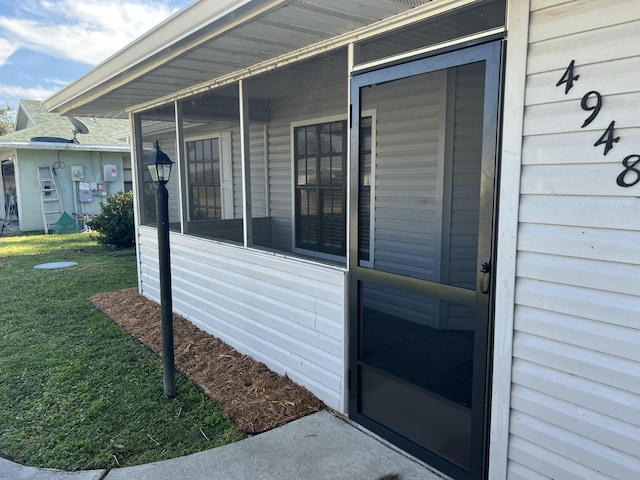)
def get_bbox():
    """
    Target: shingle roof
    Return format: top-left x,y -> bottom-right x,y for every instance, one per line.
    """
0,100 -> 129,146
